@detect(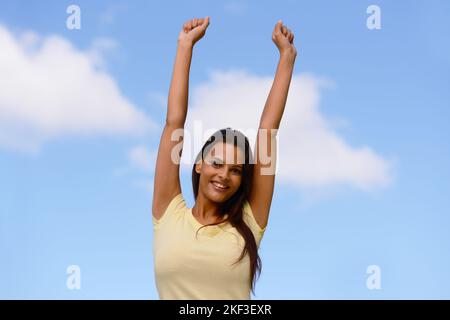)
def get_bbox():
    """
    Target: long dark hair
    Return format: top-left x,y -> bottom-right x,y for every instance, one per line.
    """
191,127 -> 262,295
